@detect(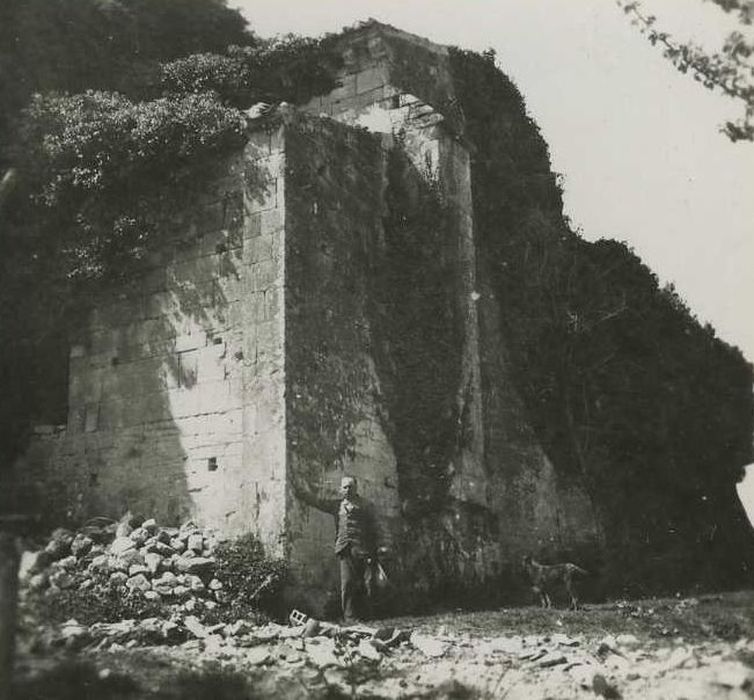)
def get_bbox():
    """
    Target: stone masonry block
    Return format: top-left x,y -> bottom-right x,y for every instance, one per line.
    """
245,212 -> 262,239
173,333 -> 204,354
247,260 -> 280,293
261,287 -> 281,323
244,232 -> 277,265
194,344 -> 229,384
356,65 -> 387,94
85,404 -> 100,433
173,410 -> 243,443
260,209 -> 283,237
